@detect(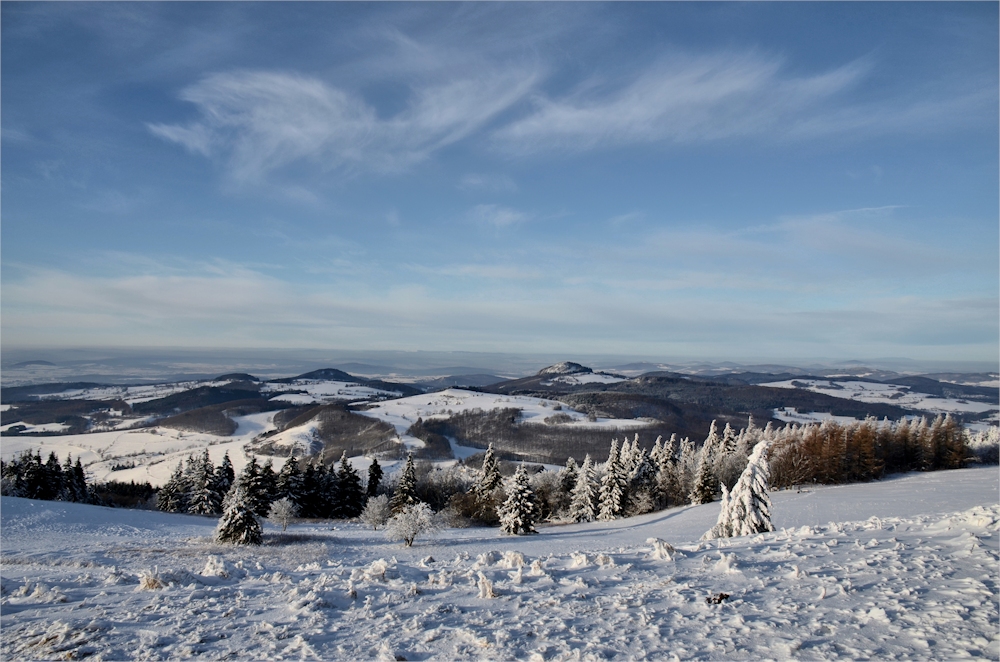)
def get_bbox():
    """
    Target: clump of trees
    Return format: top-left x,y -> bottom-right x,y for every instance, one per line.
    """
157,451 -> 368,520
